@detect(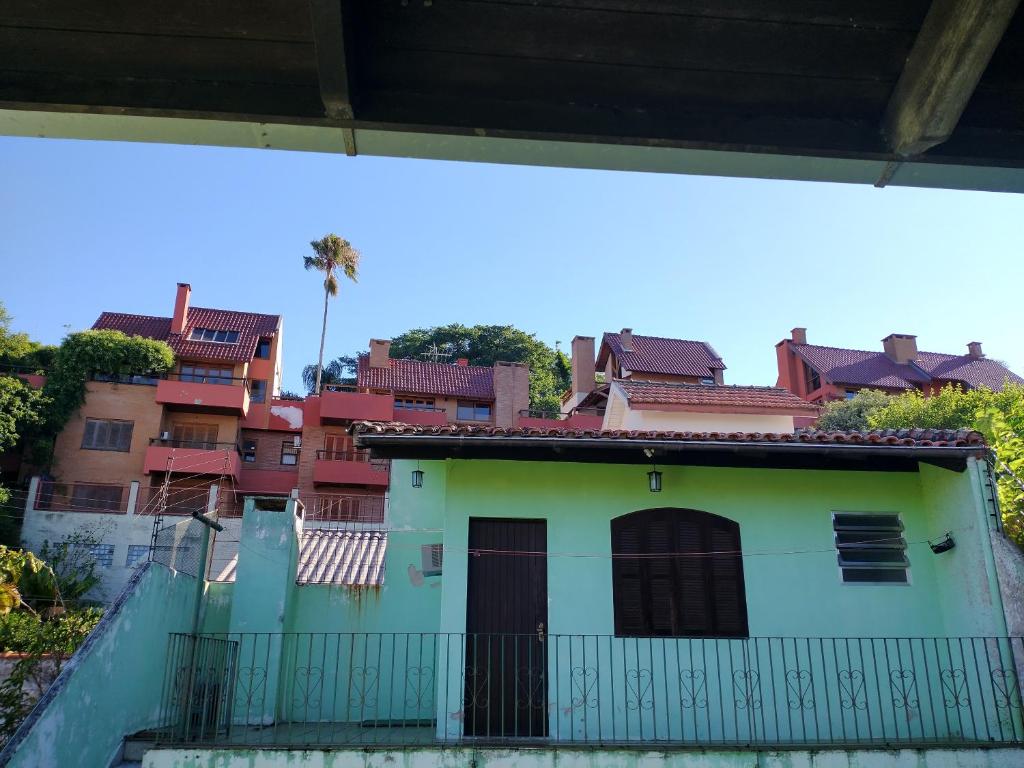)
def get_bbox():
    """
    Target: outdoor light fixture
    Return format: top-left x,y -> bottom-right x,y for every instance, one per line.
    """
929,532 -> 956,554
411,462 -> 424,489
648,466 -> 662,493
